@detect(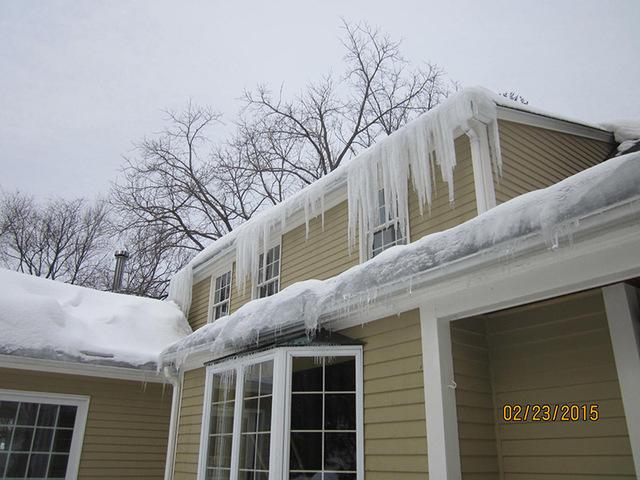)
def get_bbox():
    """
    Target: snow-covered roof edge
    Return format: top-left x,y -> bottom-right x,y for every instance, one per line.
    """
161,150 -> 640,369
167,86 -> 618,312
